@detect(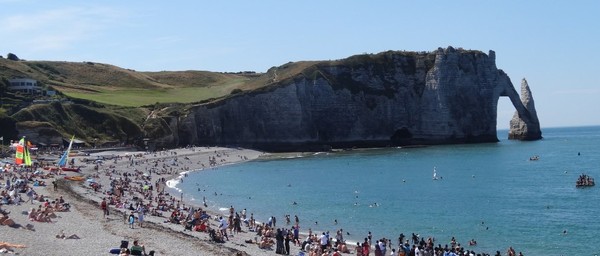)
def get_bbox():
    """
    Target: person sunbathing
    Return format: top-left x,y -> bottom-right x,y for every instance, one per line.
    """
42,206 -> 57,219
28,208 -> 37,221
55,230 -> 80,239
0,242 -> 26,251
53,201 -> 65,211
258,236 -> 274,249
208,227 -> 225,243
0,215 -> 16,227
195,221 -> 208,232
130,240 -> 145,255
35,211 -> 52,223
0,206 -> 9,216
